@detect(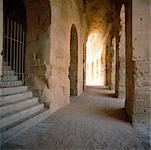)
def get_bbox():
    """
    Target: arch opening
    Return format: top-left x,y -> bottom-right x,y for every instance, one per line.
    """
86,32 -> 105,86
69,24 -> 78,96
2,0 -> 26,87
